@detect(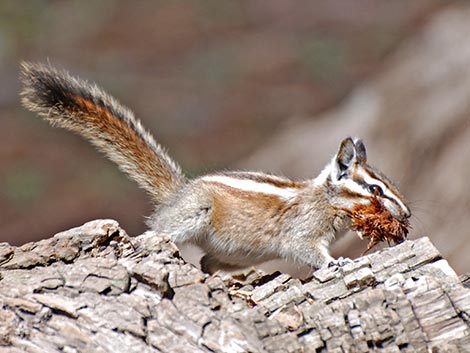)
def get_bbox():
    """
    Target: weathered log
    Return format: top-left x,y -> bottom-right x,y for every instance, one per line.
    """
0,219 -> 468,352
